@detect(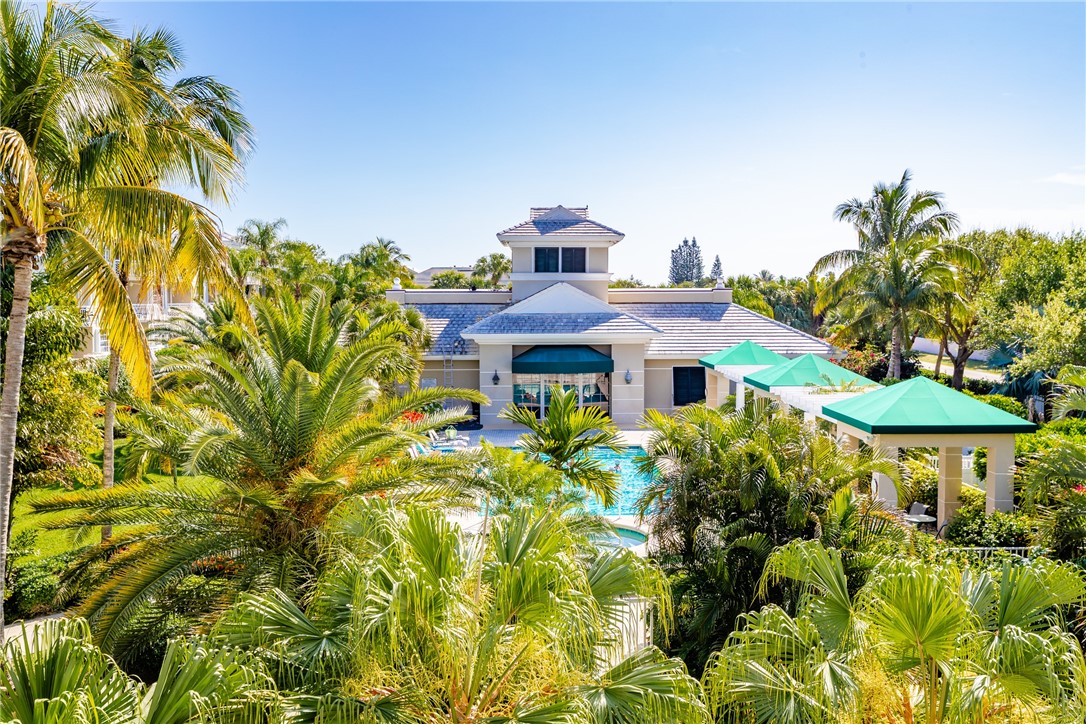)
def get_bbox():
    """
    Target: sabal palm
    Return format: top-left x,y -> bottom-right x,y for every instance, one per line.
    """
214,498 -> 707,723
813,170 -> 962,378
0,0 -> 246,638
705,540 -> 1086,724
32,290 -> 487,653
500,386 -> 624,507
0,617 -> 271,724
